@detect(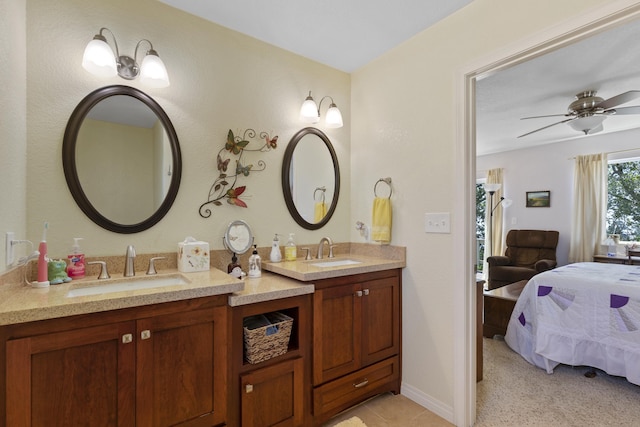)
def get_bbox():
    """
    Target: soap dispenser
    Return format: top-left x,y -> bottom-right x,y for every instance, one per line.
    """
227,253 -> 243,278
270,234 -> 282,262
67,237 -> 85,279
284,233 -> 297,261
248,245 -> 262,278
